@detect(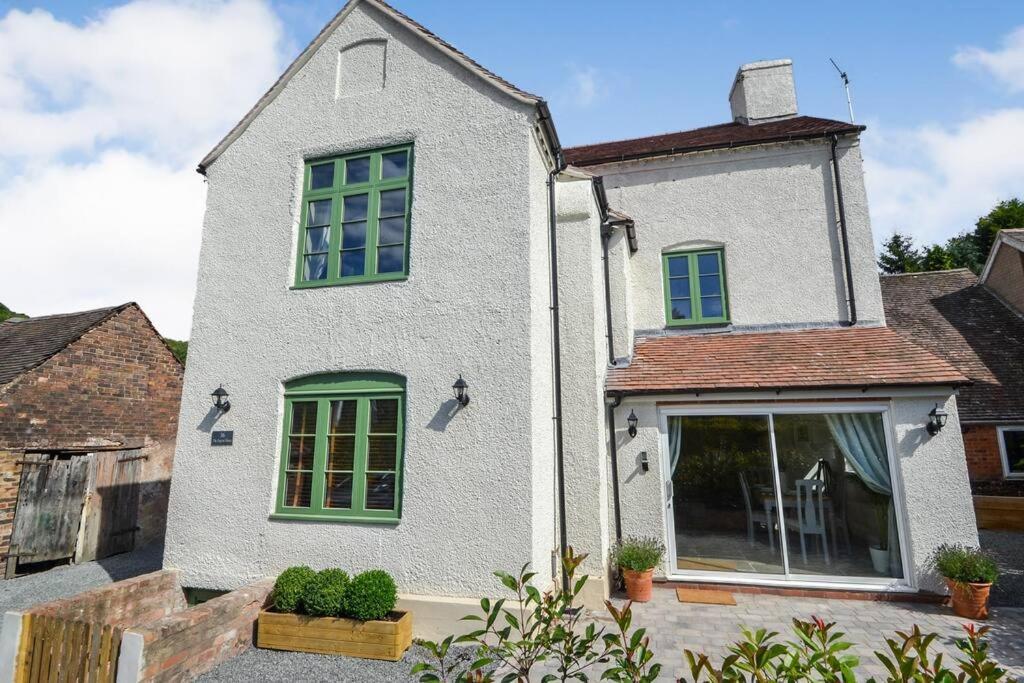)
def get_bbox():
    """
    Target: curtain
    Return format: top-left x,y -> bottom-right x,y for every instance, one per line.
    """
668,416 -> 683,474
825,413 -> 902,577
